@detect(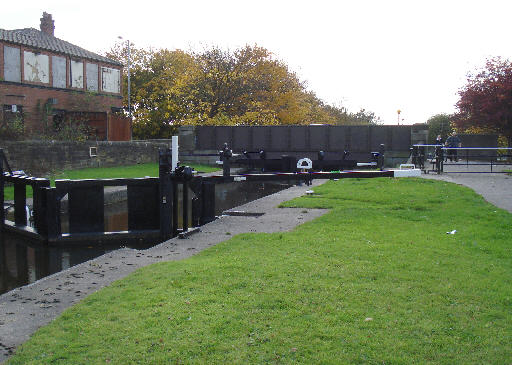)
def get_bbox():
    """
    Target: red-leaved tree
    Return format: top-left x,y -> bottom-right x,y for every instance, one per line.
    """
454,57 -> 512,146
